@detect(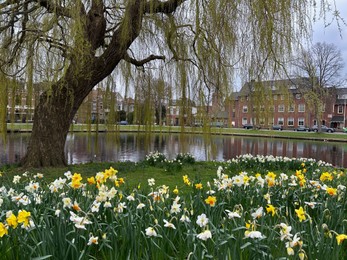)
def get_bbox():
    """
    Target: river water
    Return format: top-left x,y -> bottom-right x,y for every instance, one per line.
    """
1,132 -> 347,167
